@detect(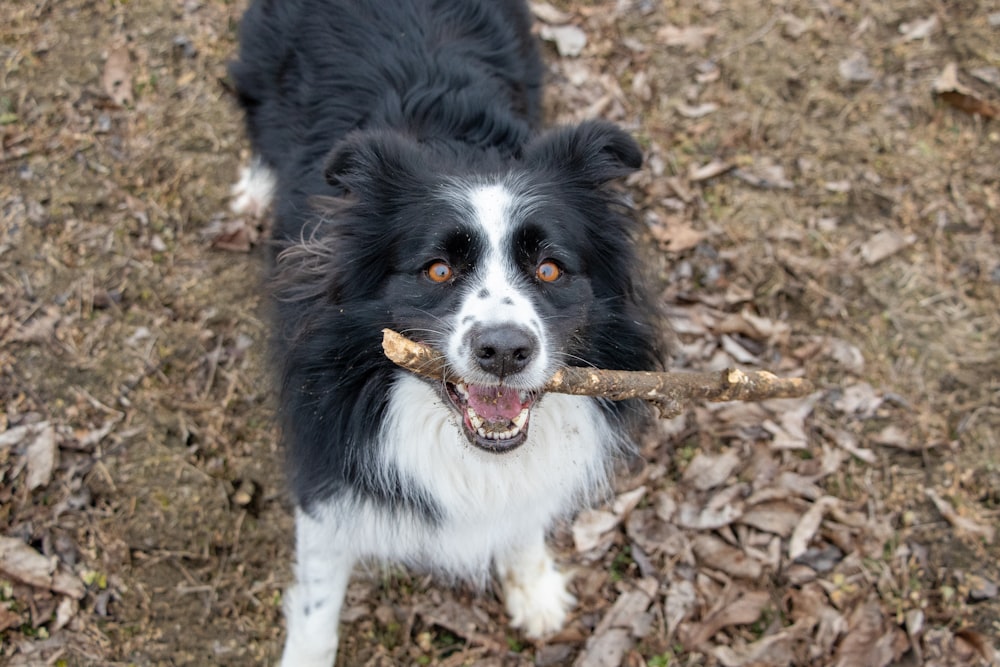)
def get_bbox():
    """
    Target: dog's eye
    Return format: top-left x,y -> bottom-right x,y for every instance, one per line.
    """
536,261 -> 562,283
426,261 -> 454,283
